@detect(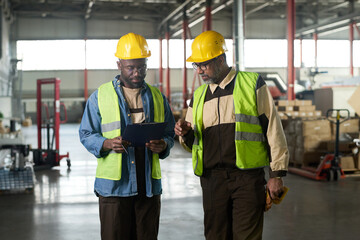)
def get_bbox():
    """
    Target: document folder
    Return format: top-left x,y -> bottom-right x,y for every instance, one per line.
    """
122,122 -> 168,147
